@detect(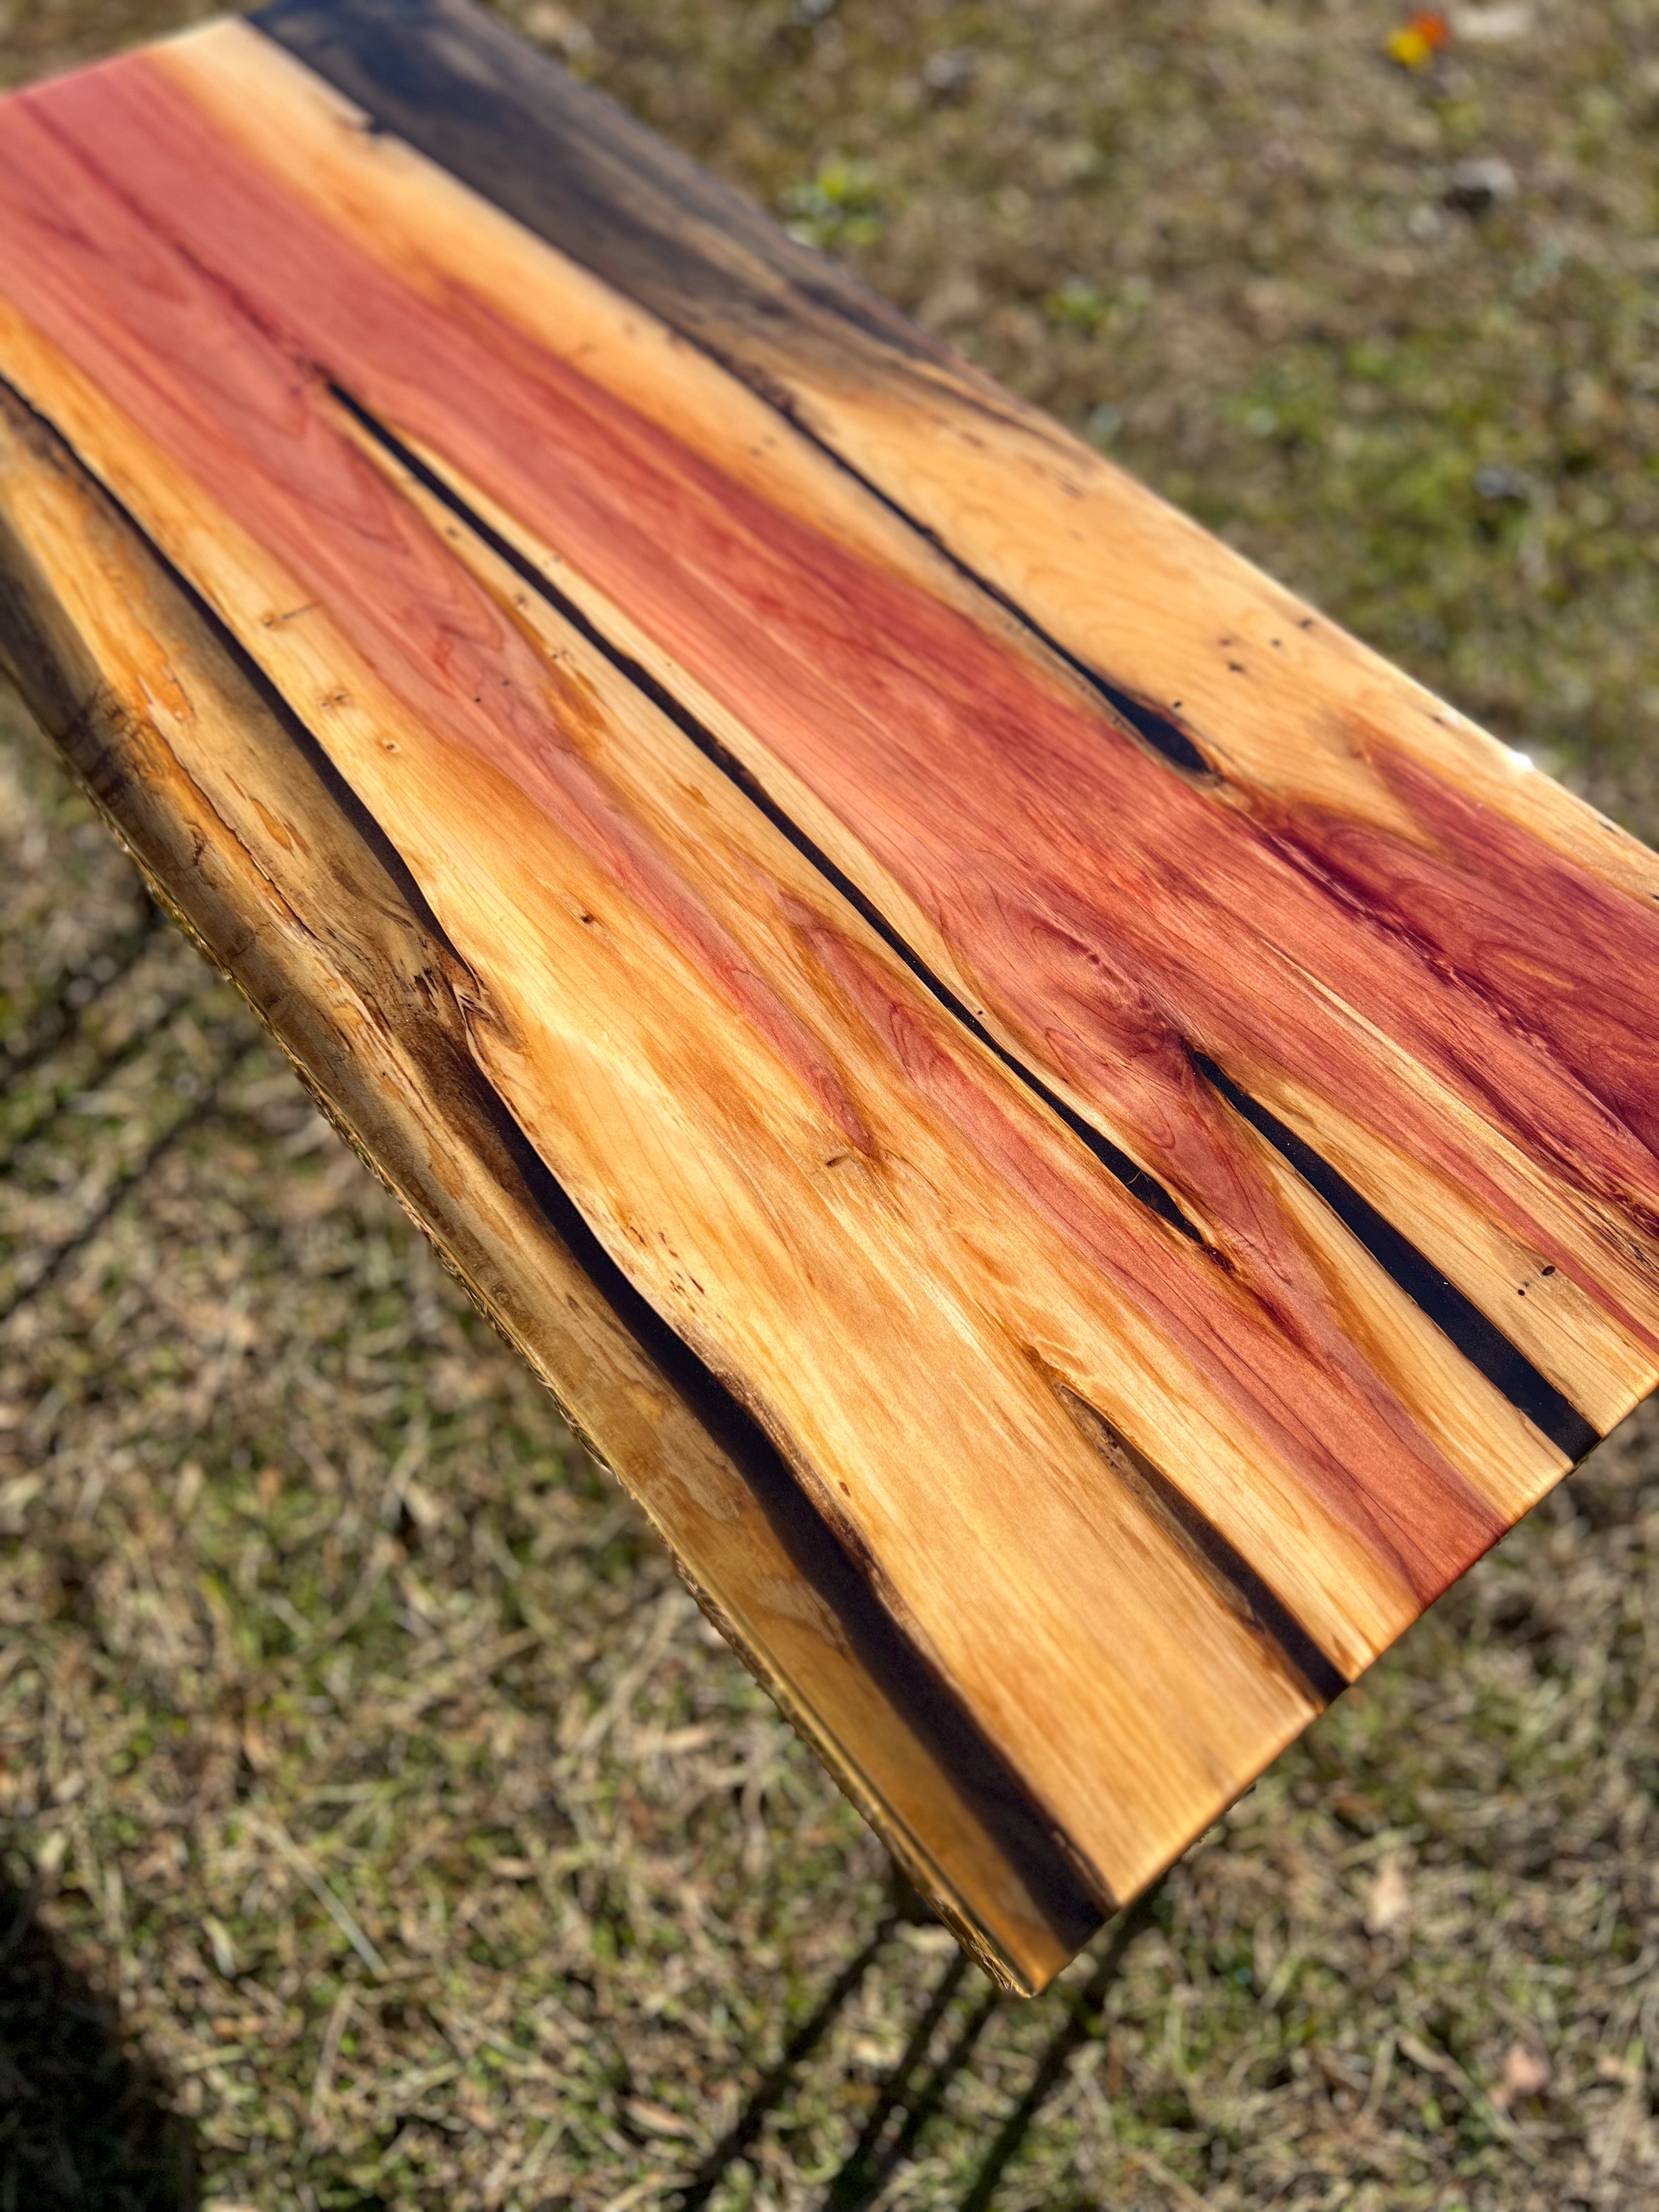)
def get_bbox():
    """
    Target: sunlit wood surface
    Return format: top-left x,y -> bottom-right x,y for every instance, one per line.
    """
2,0 -> 1656,1994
